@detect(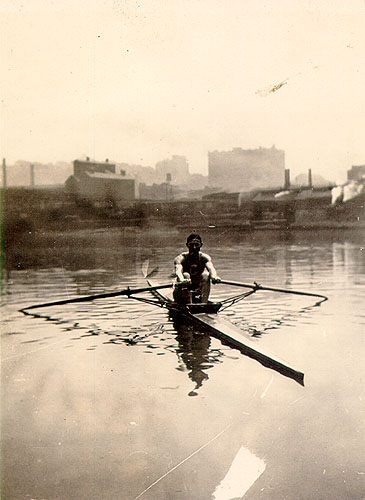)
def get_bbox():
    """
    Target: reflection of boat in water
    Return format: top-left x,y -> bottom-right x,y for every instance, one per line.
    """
147,279 -> 305,386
